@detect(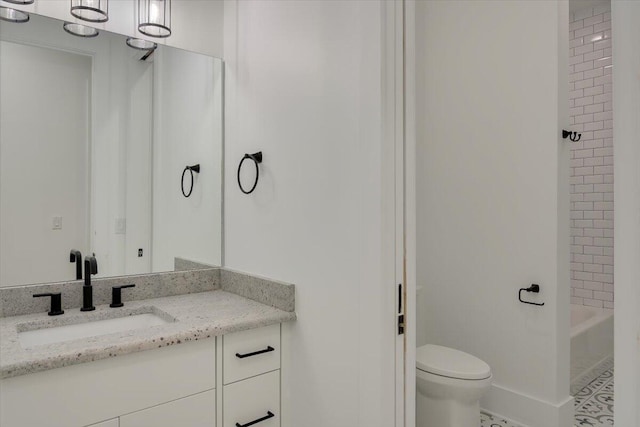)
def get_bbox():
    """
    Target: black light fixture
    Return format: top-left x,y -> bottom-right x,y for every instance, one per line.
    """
63,21 -> 99,37
70,0 -> 108,23
3,0 -> 34,4
138,0 -> 171,38
0,6 -> 29,23
126,37 -> 157,51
